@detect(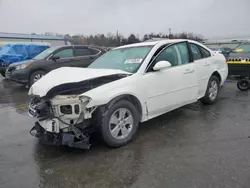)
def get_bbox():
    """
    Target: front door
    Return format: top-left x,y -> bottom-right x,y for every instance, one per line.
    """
49,47 -> 74,70
143,42 -> 198,118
